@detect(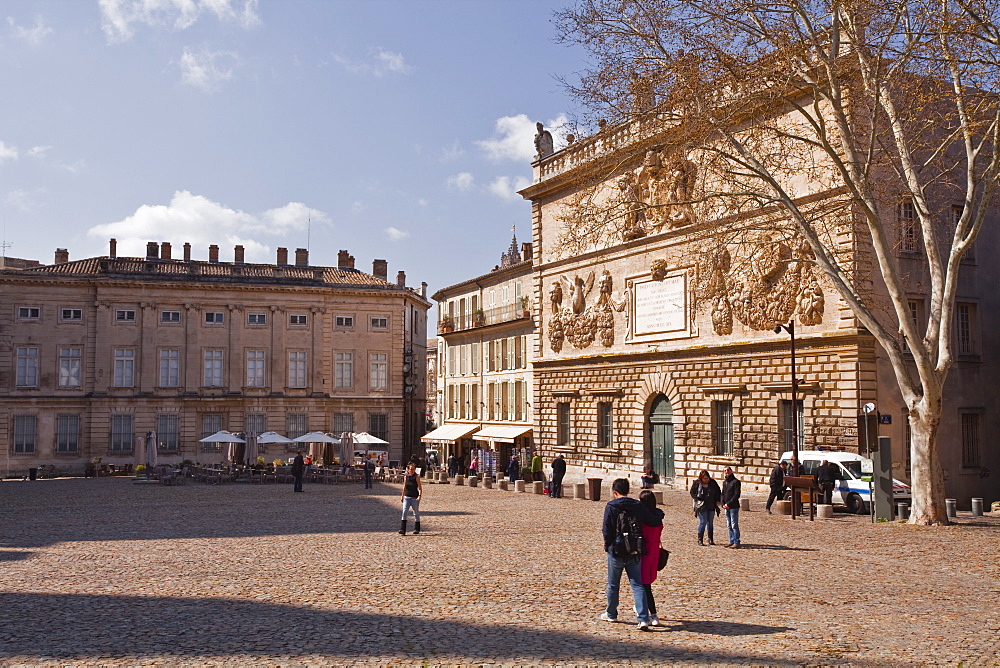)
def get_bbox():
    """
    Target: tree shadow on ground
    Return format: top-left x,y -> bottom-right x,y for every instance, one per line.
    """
0,592 -> 799,665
